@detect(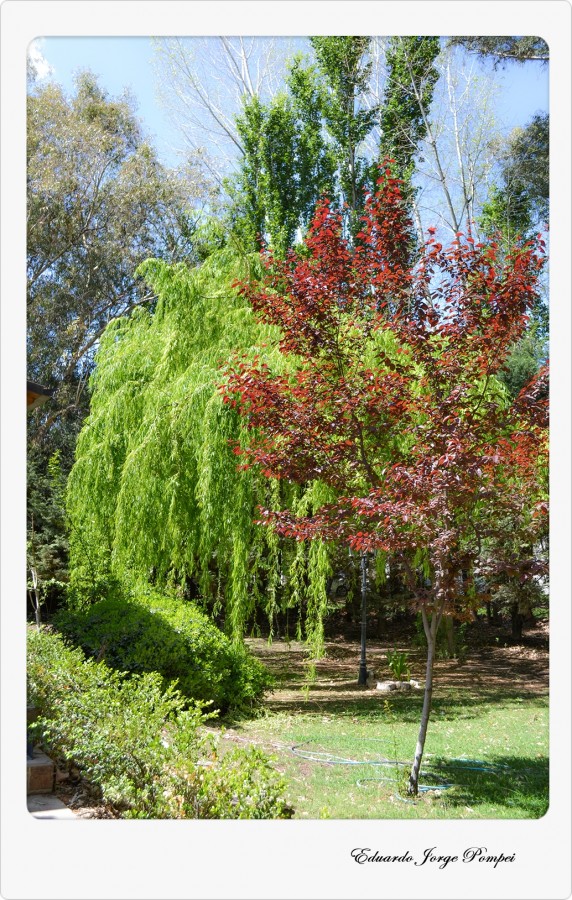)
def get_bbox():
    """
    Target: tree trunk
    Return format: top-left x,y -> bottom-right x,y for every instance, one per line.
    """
445,614 -> 456,657
511,602 -> 524,640
408,607 -> 441,795
486,599 -> 500,625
